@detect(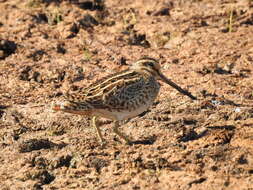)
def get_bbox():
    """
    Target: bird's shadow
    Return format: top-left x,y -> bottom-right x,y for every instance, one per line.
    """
130,135 -> 157,145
